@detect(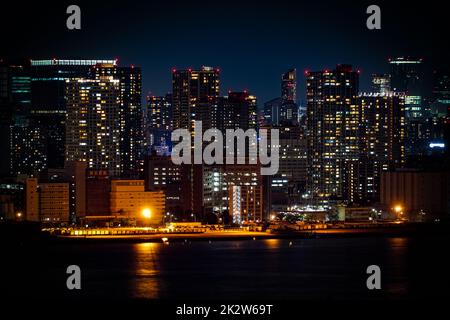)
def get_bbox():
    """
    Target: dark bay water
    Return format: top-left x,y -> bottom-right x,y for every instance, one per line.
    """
2,236 -> 449,301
